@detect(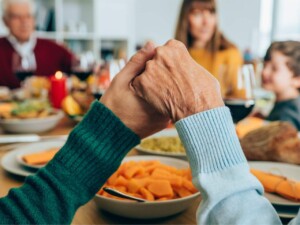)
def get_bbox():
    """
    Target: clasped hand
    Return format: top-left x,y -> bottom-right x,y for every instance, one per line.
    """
101,40 -> 224,139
